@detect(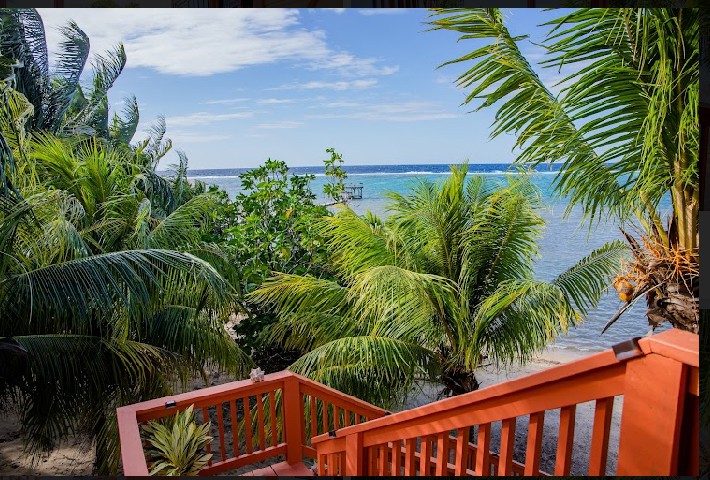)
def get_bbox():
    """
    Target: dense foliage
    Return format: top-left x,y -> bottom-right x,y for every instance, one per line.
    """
429,8 -> 699,333
0,10 -> 249,474
250,165 -> 627,407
